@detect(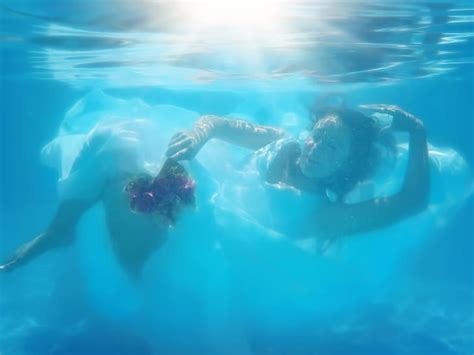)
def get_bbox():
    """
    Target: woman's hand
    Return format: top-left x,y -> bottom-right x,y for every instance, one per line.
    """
0,252 -> 24,273
0,261 -> 14,272
166,115 -> 219,161
165,130 -> 208,161
360,104 -> 424,133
